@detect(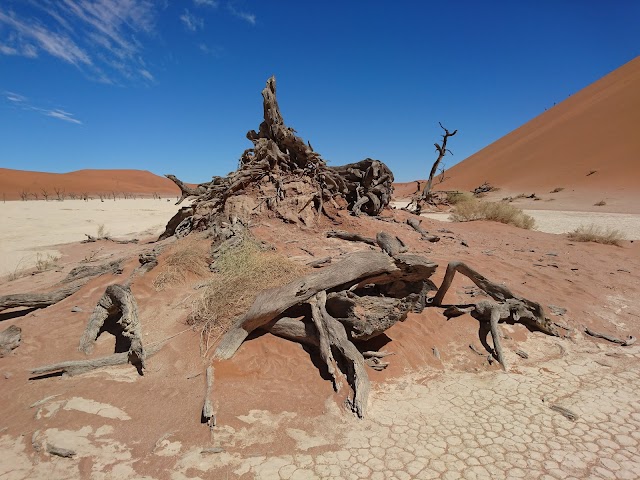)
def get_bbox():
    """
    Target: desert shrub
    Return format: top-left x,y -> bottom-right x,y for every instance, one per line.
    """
446,191 -> 473,205
450,199 -> 535,229
97,224 -> 109,238
35,253 -> 60,272
190,238 -> 309,355
567,225 -> 623,246
594,200 -> 606,206
153,236 -> 210,291
550,187 -> 564,193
